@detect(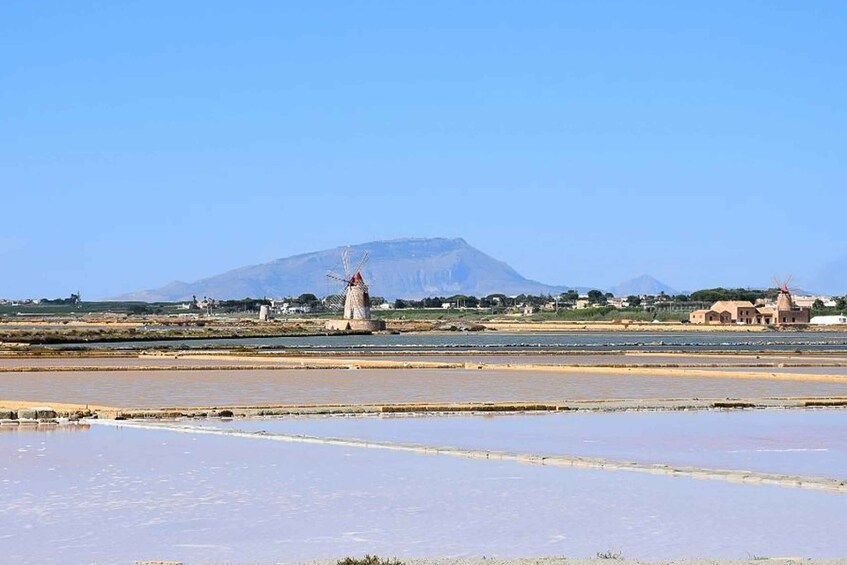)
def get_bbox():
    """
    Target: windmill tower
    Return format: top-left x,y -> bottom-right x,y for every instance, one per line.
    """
772,274 -> 796,311
771,274 -> 810,326
325,248 -> 386,332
